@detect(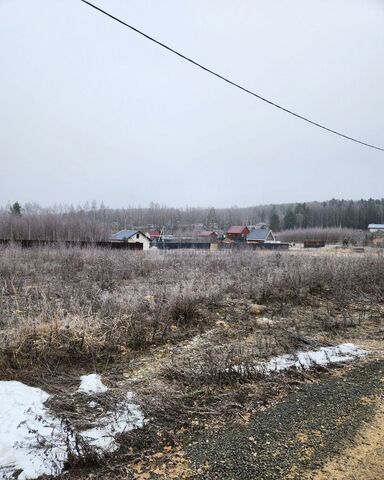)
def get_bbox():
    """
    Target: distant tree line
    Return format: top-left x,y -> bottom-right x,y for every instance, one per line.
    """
0,198 -> 383,241
276,227 -> 367,245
